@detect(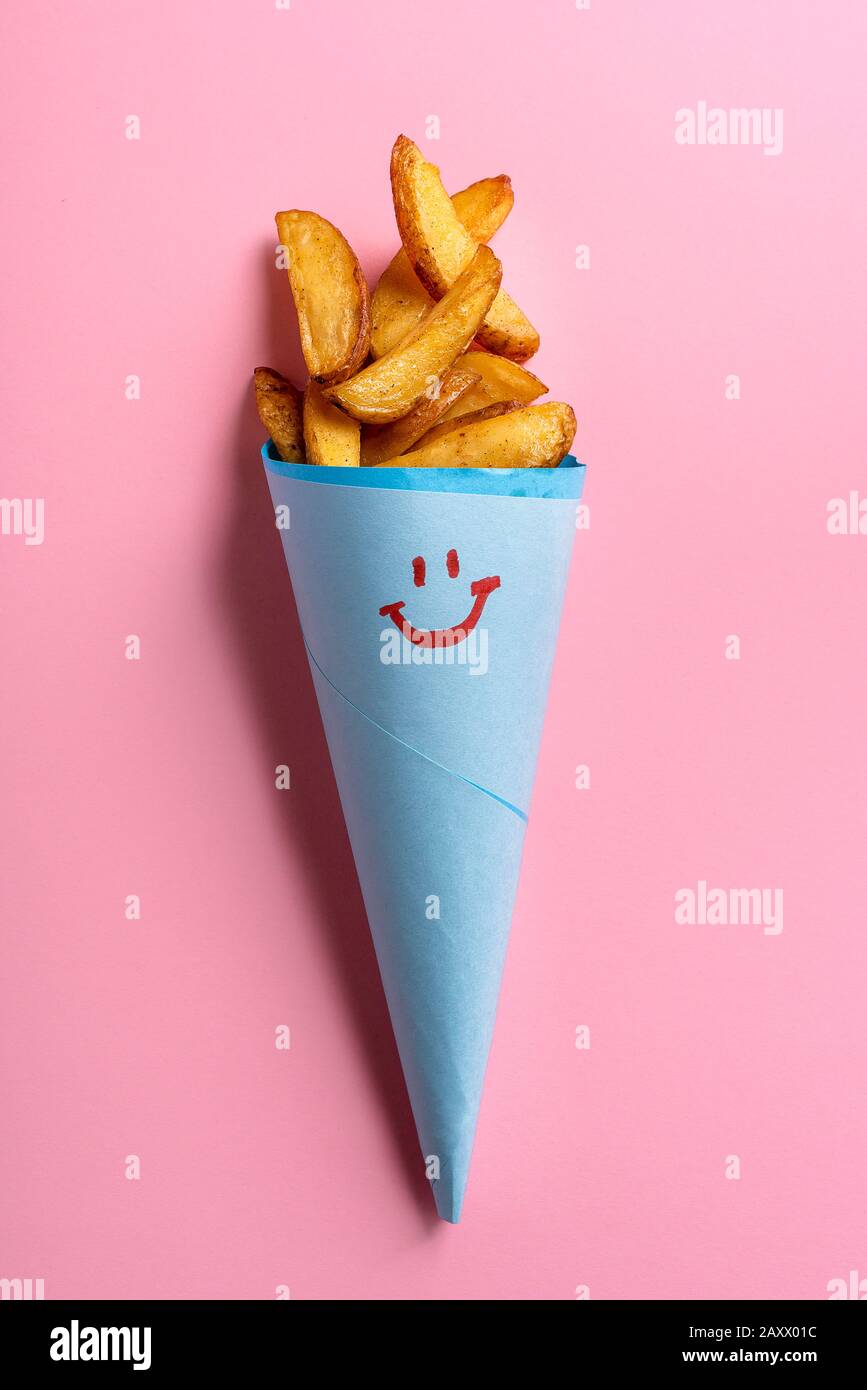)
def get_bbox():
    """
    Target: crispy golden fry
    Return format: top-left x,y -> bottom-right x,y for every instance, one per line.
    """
374,402 -> 576,469
414,399 -> 521,450
275,210 -> 370,385
437,381 -> 498,416
370,176 -> 514,359
370,251 -> 428,363
303,381 -> 360,466
435,379 -> 500,416
325,246 -> 502,424
451,176 -> 515,242
391,136 -> 539,361
253,367 -> 305,463
359,366 -> 480,466
441,350 -> 548,418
